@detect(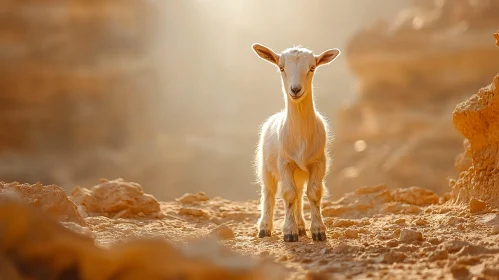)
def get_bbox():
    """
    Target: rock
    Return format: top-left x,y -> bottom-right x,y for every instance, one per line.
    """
391,187 -> 439,206
449,264 -> 470,279
443,240 -> 473,254
399,229 -> 423,243
429,249 -> 448,261
469,198 -> 487,213
70,178 -> 161,219
378,251 -> 406,264
210,224 -> 235,240
386,239 -> 399,248
492,225 -> 499,234
331,219 -> 357,227
428,238 -> 441,245
322,184 -> 392,218
483,268 -> 499,278
179,207 -> 209,218
394,218 -> 406,225
451,71 -> 499,208
332,242 -> 359,254
330,232 -> 342,239
414,218 -> 427,226
344,229 -> 359,239
0,198 -> 286,280
177,192 -> 210,204
381,202 -> 422,215
0,181 -> 85,226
